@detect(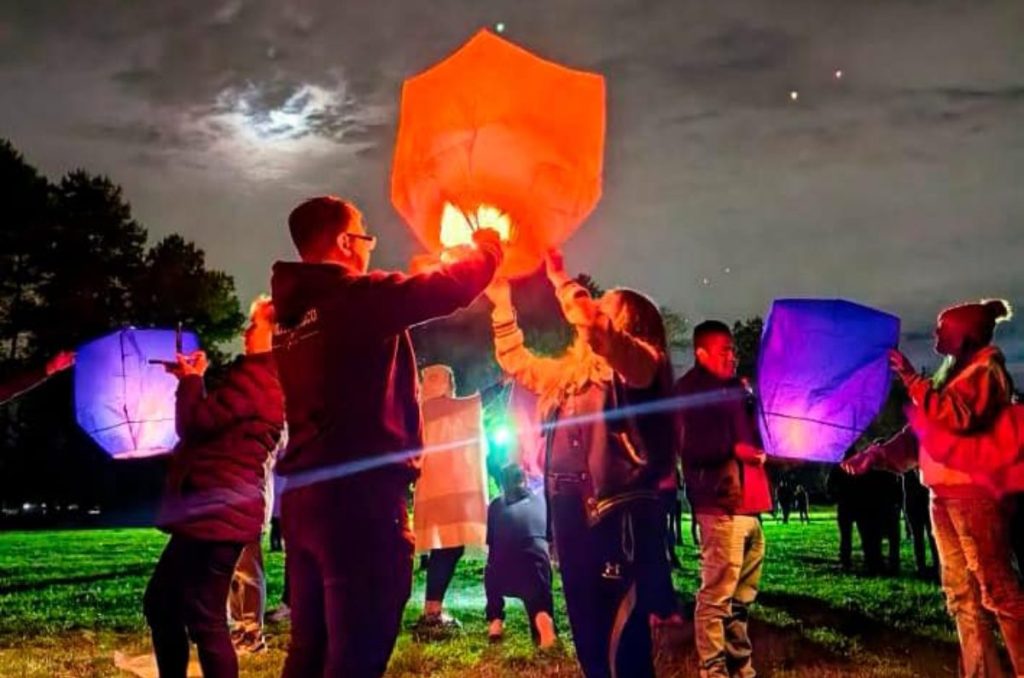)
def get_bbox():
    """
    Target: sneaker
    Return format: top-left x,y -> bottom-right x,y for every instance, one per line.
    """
534,612 -> 556,649
412,613 -> 462,641
233,631 -> 267,655
487,618 -> 504,643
